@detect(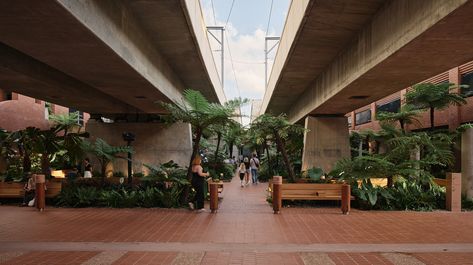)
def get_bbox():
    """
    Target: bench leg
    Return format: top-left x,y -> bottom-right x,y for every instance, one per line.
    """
341,184 -> 350,215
